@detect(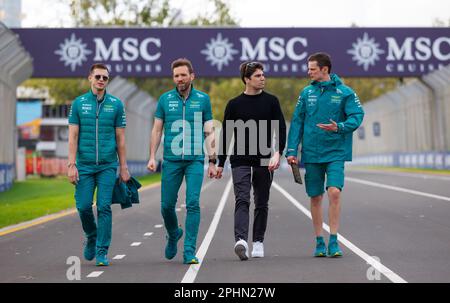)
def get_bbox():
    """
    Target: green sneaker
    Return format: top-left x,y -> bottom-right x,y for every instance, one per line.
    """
95,253 -> 109,266
83,237 -> 96,261
314,236 -> 327,257
327,235 -> 343,257
165,228 -> 183,260
183,256 -> 199,264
